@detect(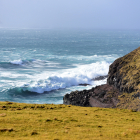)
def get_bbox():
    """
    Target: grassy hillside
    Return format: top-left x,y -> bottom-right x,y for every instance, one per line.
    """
0,101 -> 140,140
117,47 -> 140,110
107,47 -> 140,111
